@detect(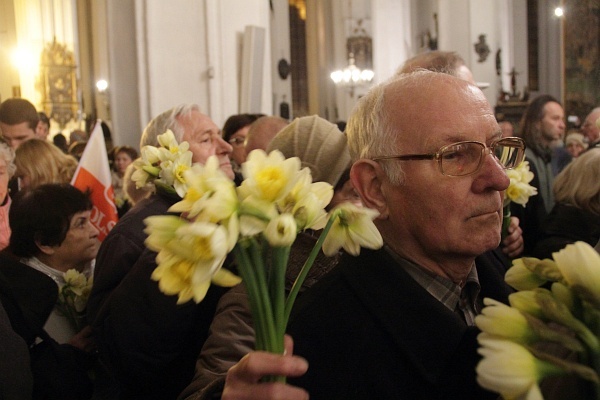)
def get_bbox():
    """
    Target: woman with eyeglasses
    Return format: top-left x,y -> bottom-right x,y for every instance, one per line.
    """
222,113 -> 264,182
